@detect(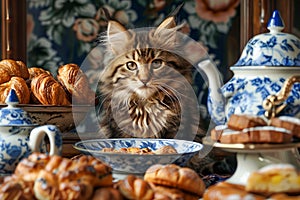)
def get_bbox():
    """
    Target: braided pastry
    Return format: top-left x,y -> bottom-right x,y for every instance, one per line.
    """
30,73 -> 71,105
0,59 -> 29,84
0,175 -> 35,200
0,76 -> 30,104
57,63 -> 95,104
117,175 -> 154,200
13,153 -> 113,200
